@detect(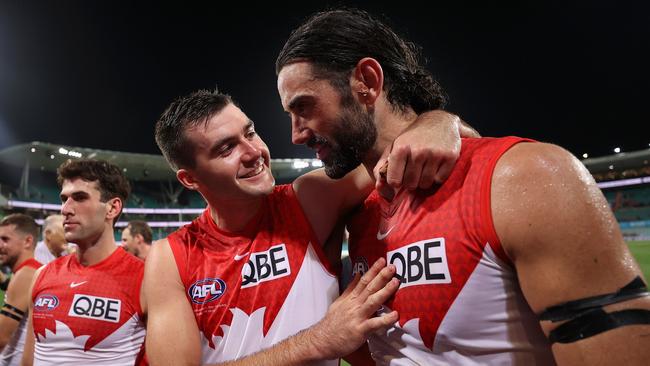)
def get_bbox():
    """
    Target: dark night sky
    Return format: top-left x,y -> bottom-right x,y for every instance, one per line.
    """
1,1 -> 648,160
